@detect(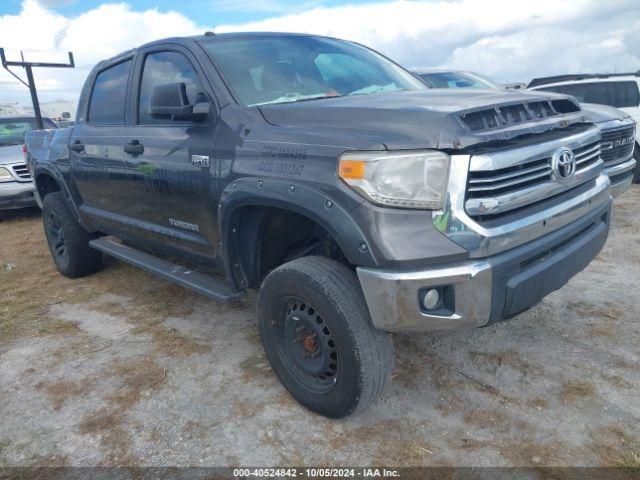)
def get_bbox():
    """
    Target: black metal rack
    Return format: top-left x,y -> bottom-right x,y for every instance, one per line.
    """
0,48 -> 75,129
